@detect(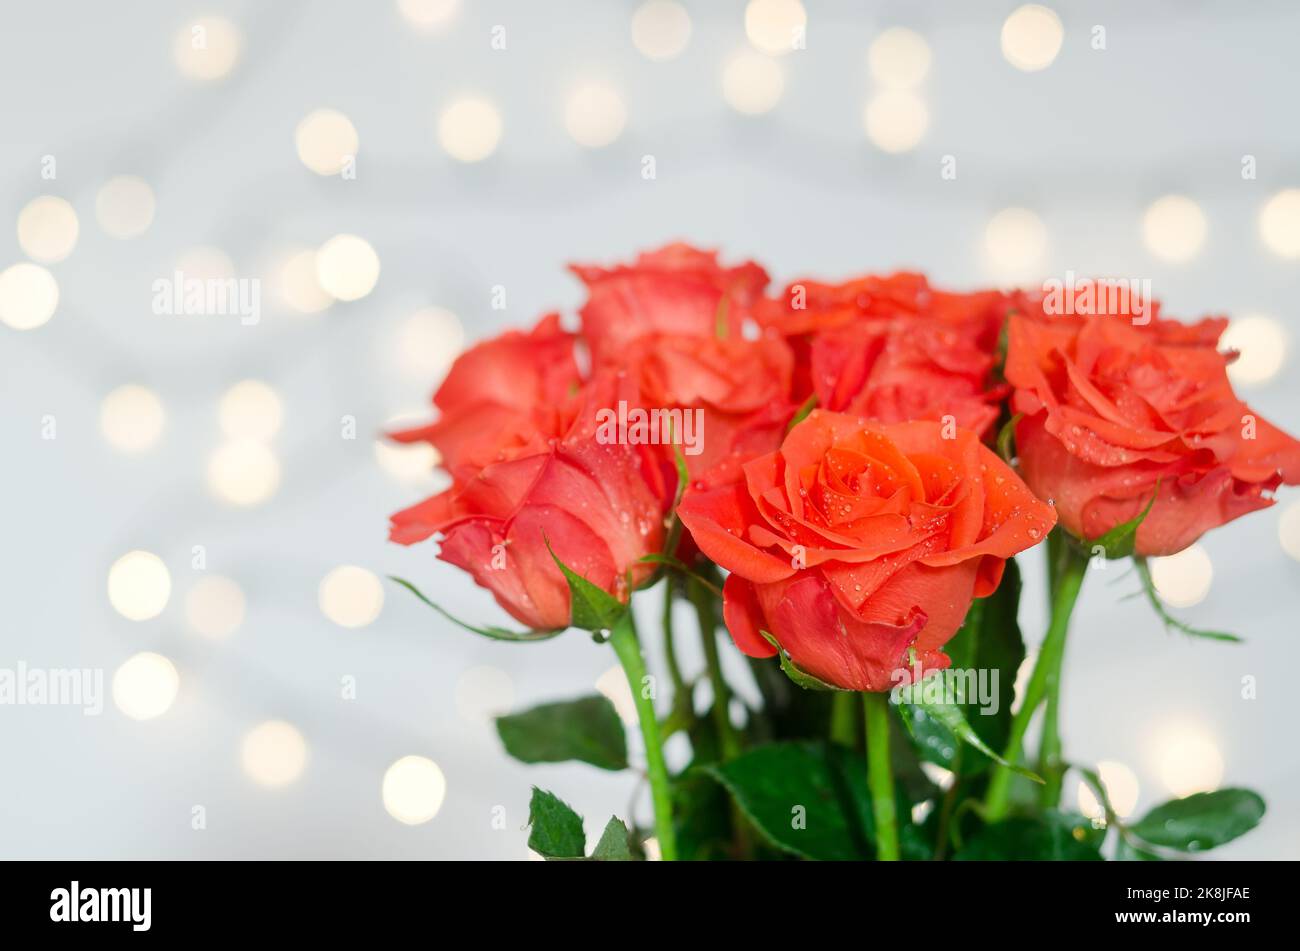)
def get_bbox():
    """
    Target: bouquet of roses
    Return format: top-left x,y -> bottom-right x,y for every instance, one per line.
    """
388,244 -> 1300,861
